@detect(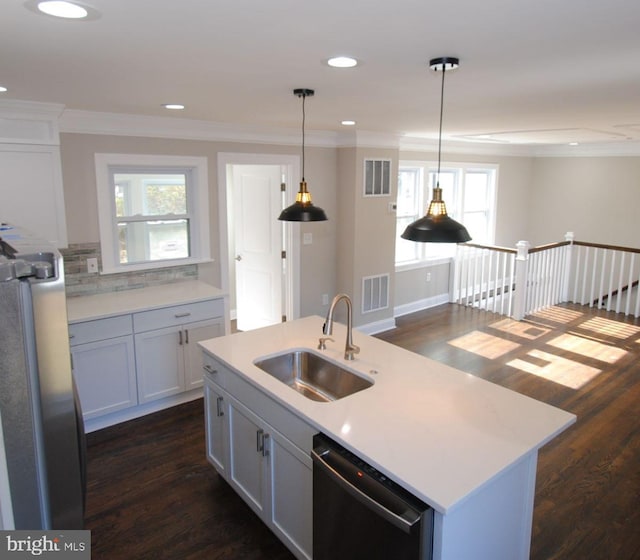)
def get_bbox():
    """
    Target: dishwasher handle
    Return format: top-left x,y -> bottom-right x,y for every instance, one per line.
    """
311,448 -> 423,534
